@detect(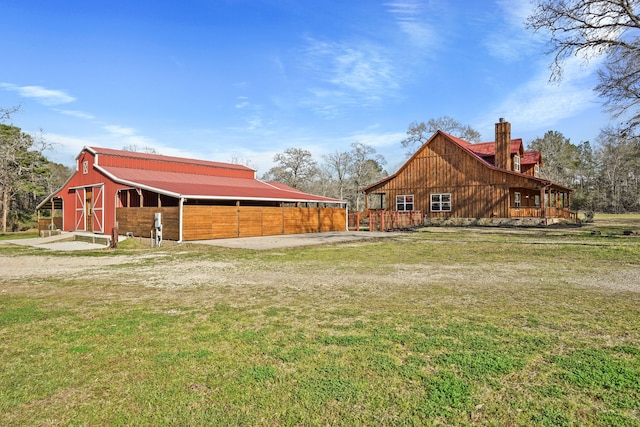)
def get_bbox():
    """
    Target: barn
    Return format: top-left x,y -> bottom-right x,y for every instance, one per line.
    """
37,147 -> 347,241
362,119 -> 575,226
